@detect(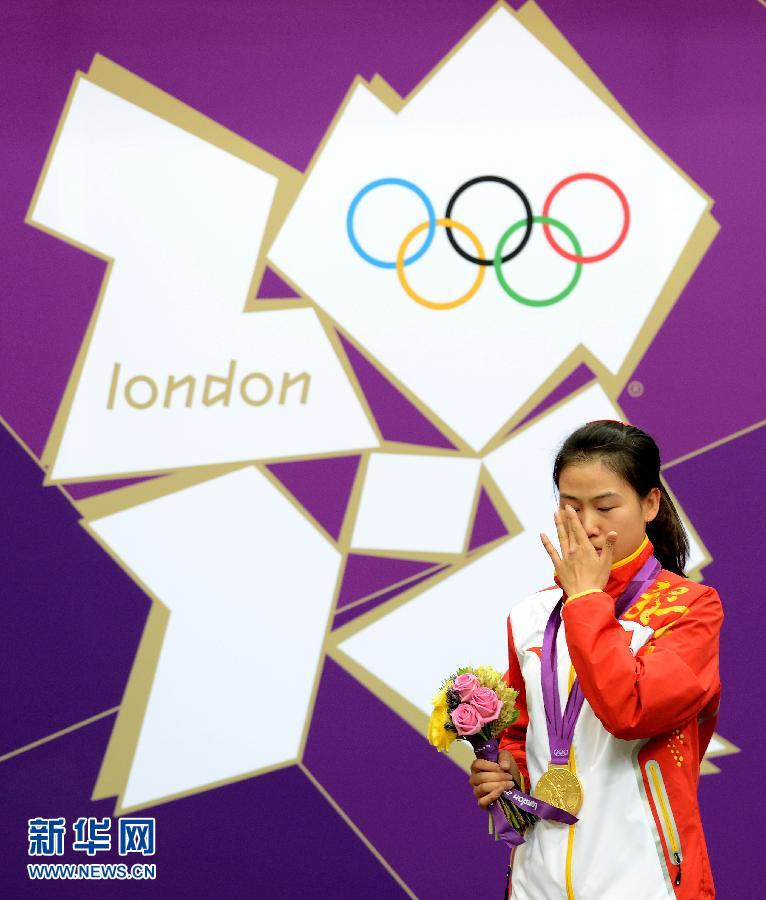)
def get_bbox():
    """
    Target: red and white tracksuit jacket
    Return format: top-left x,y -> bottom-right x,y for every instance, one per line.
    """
498,537 -> 722,899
